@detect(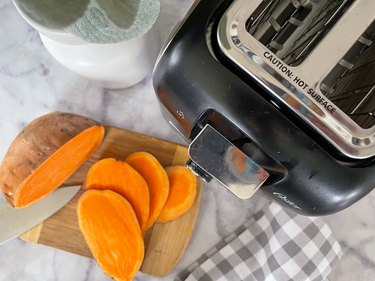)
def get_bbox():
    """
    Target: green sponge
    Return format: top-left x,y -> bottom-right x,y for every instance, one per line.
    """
67,0 -> 160,44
